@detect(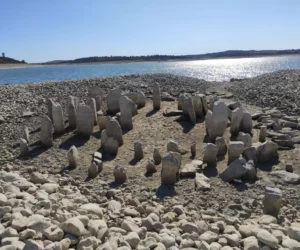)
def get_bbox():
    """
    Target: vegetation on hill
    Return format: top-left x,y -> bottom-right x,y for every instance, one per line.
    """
43,49 -> 300,64
0,57 -> 26,64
